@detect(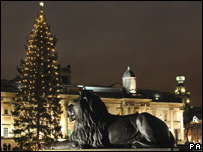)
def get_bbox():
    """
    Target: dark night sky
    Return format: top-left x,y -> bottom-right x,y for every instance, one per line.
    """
1,1 -> 202,107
